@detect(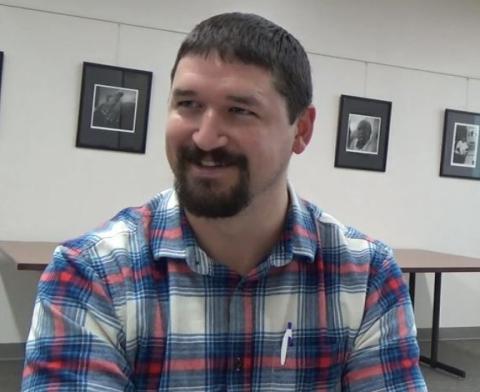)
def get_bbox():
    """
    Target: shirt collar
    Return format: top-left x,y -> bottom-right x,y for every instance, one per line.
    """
150,186 -> 319,274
